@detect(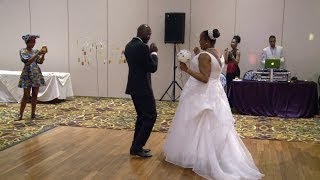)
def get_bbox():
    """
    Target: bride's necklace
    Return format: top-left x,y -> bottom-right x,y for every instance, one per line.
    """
206,48 -> 216,51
